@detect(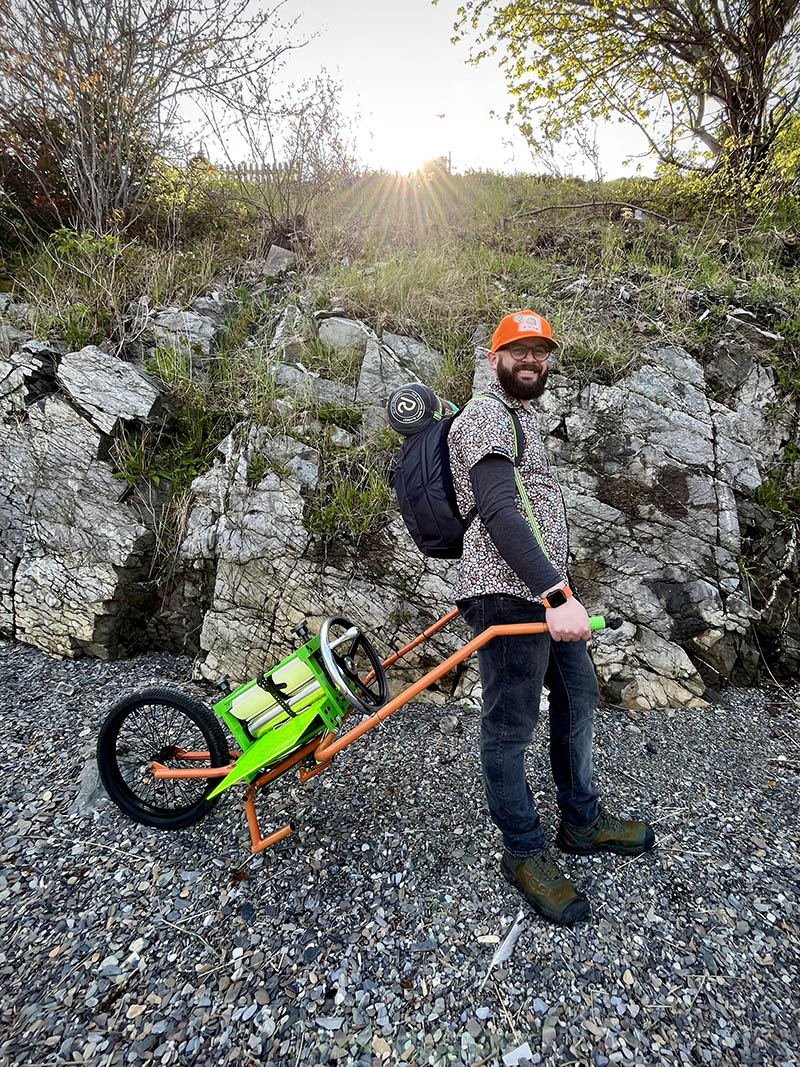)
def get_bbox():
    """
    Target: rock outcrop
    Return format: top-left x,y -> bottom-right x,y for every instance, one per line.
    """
176,424 -> 463,700
1,287 -> 797,708
1,390 -> 155,657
